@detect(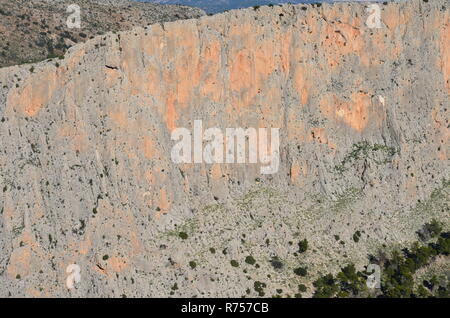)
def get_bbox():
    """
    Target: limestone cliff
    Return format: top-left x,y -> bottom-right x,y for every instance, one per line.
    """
0,0 -> 449,297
